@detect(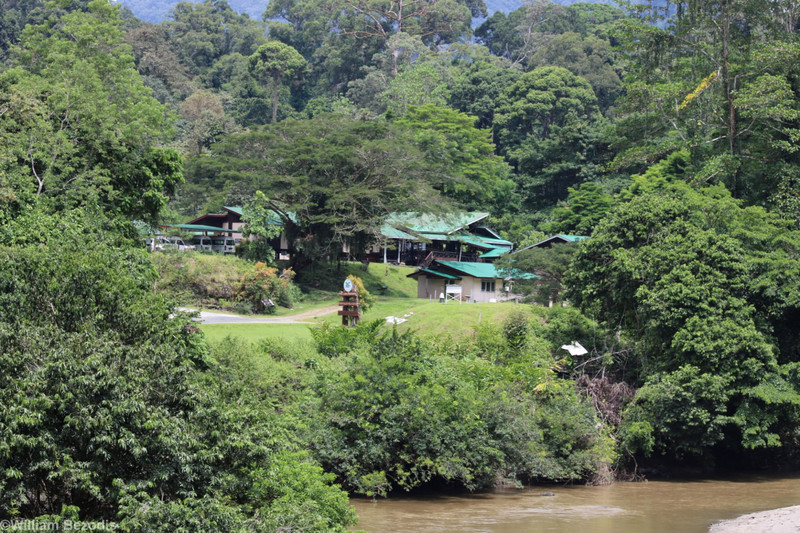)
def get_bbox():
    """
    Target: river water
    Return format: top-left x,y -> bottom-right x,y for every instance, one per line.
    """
351,474 -> 800,532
